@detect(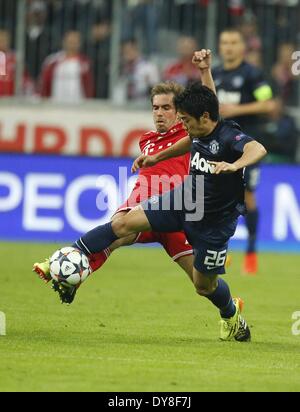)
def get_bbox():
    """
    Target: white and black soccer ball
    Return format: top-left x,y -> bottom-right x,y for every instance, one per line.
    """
49,247 -> 91,286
